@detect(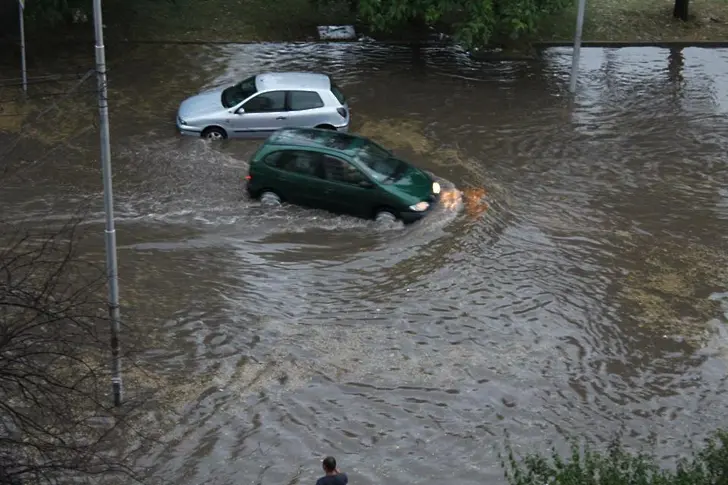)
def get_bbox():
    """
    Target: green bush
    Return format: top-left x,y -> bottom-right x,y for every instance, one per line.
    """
355,0 -> 570,48
501,430 -> 728,485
